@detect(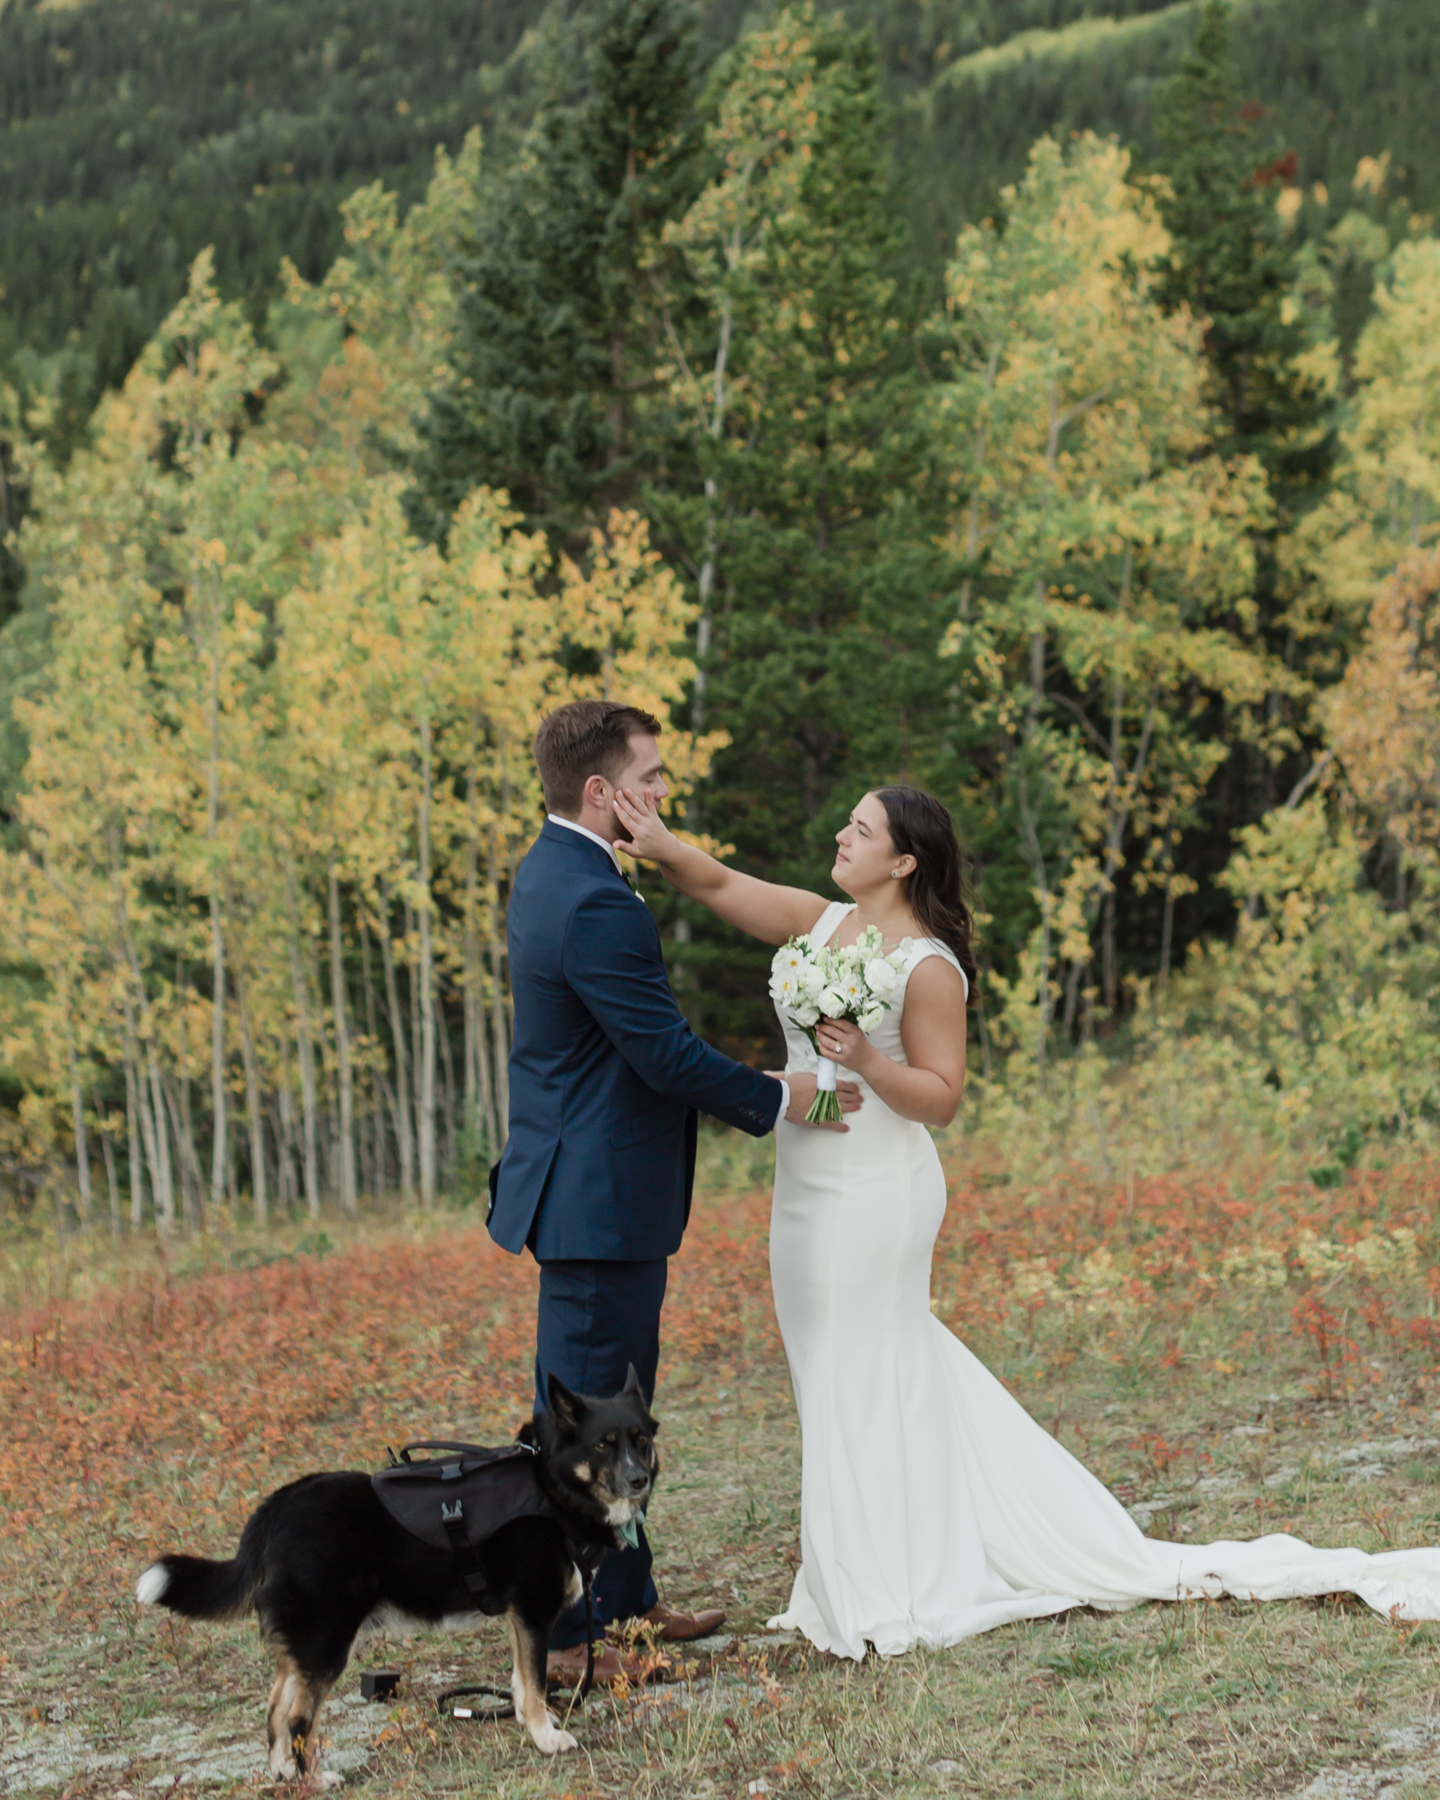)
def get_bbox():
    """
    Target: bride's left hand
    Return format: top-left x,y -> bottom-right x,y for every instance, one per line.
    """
815,1018 -> 873,1075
